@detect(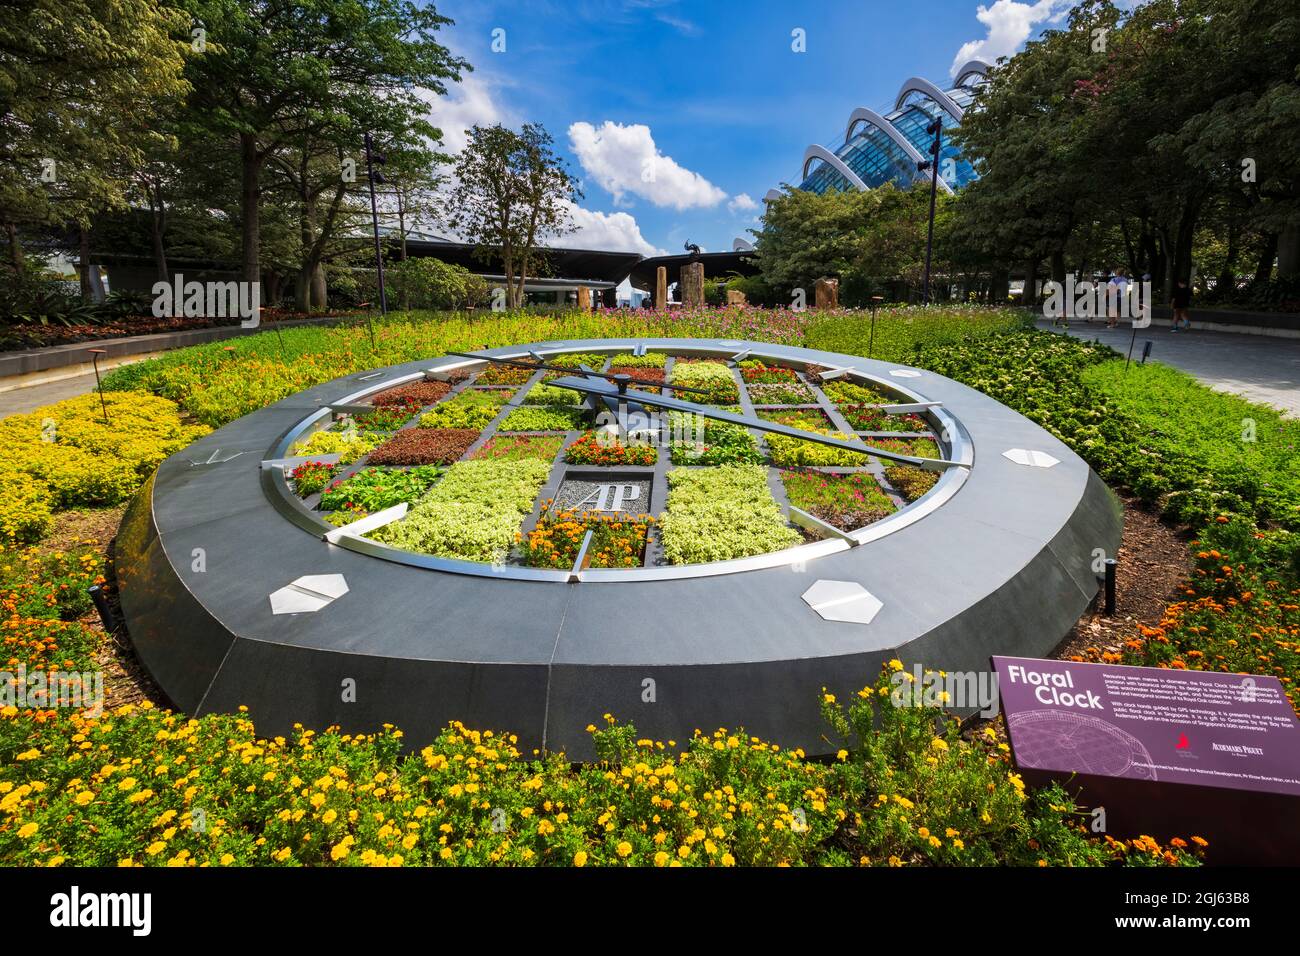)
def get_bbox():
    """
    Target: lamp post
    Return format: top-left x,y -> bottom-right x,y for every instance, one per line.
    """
363,132 -> 388,340
916,119 -> 942,306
